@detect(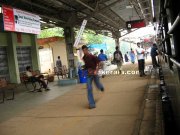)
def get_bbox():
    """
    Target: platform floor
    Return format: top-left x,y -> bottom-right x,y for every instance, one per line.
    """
0,63 -> 150,135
